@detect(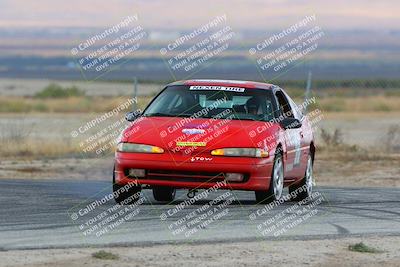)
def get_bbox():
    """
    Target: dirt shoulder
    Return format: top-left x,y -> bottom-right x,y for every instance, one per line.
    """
0,157 -> 113,181
314,152 -> 400,188
1,236 -> 399,267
